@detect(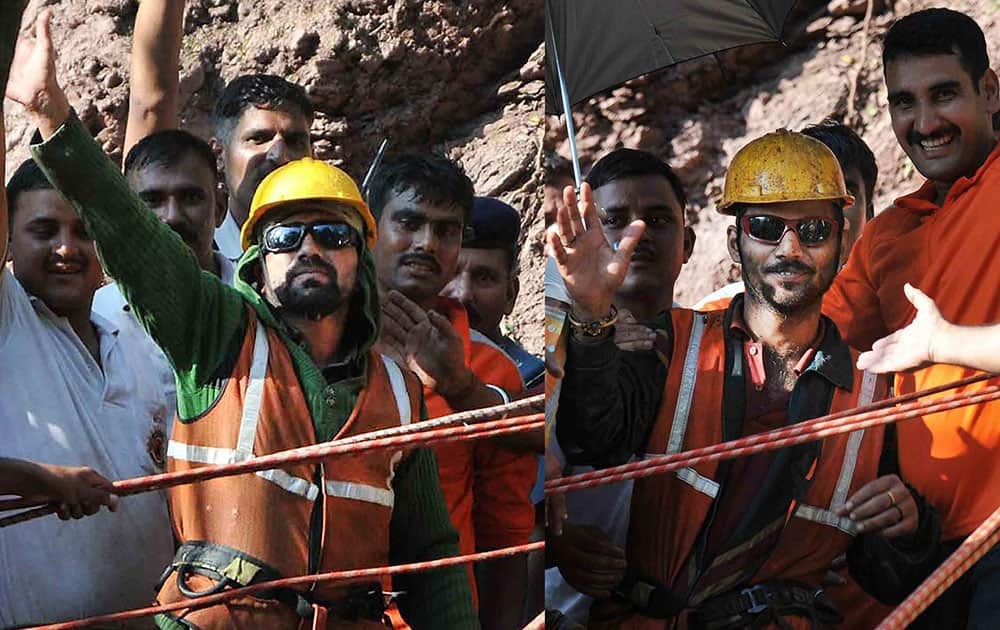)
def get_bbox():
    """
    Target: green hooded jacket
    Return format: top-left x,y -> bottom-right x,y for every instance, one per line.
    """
29,113 -> 476,629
